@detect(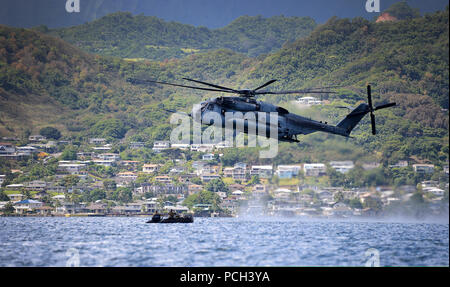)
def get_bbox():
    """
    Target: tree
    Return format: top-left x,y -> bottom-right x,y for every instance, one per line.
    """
2,202 -> 15,214
205,178 -> 229,194
63,175 -> 80,188
0,190 -> 9,201
39,126 -> 61,140
349,198 -> 363,209
60,145 -> 77,160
